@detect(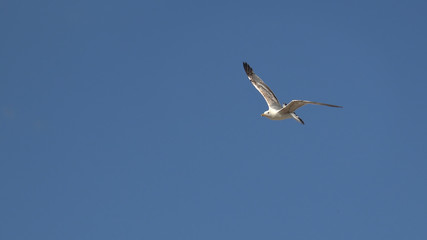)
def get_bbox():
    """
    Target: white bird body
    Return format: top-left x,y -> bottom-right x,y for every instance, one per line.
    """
262,107 -> 292,120
269,111 -> 291,120
243,62 -> 342,124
